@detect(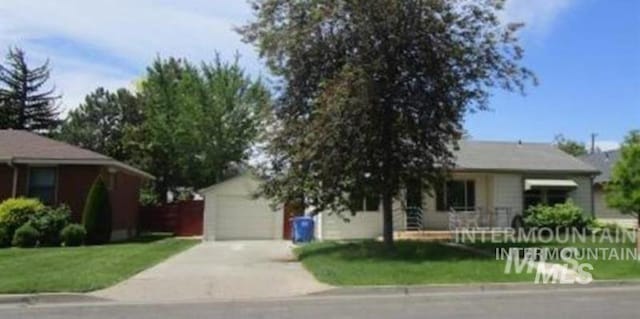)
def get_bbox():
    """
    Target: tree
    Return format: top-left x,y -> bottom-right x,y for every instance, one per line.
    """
605,130 -> 640,227
129,55 -> 269,201
0,47 -> 60,132
82,177 -> 112,244
554,134 -> 587,157
240,0 -> 535,246
57,87 -> 142,162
